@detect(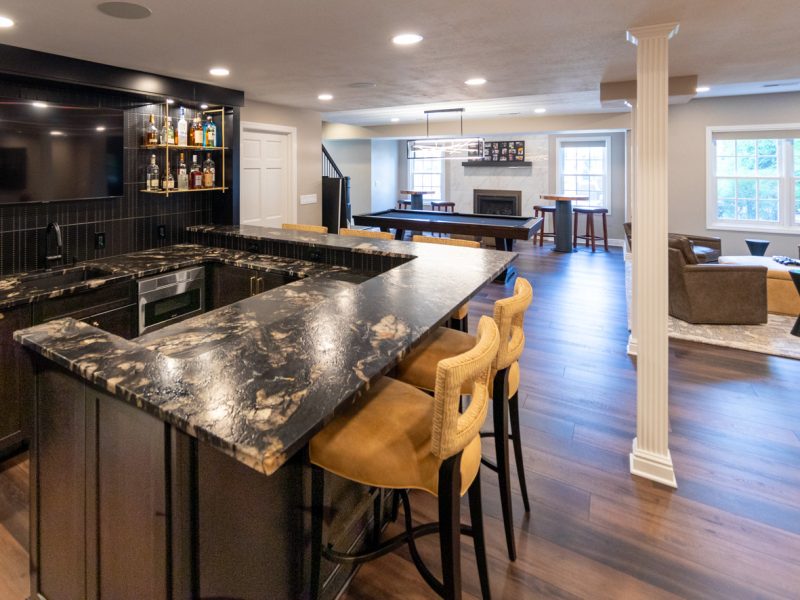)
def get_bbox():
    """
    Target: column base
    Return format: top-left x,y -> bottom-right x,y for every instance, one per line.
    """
627,334 -> 638,356
629,437 -> 677,488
